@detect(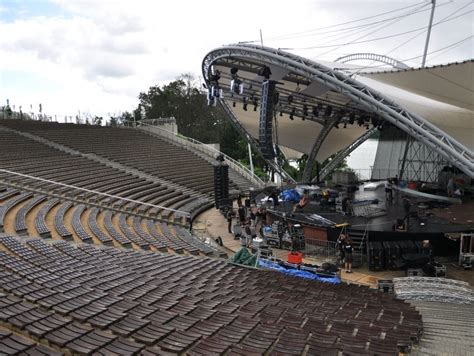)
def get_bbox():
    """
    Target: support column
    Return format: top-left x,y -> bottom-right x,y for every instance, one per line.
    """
302,121 -> 334,182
